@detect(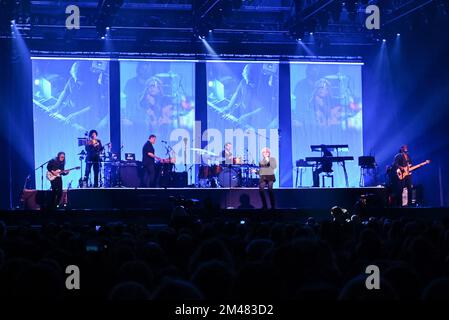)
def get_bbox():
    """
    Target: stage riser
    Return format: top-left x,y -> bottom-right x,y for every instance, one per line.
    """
23,187 -> 386,210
